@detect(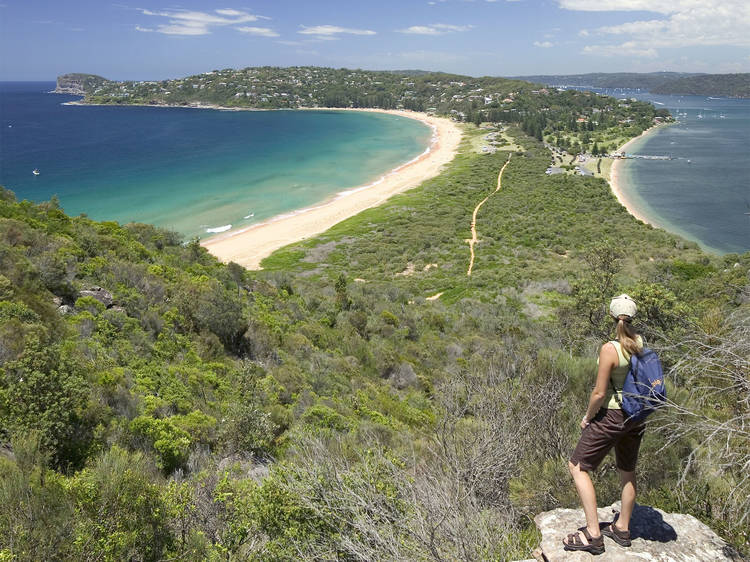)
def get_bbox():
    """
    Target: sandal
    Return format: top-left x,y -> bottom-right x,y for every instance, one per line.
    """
562,527 -> 605,555
602,511 -> 631,547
